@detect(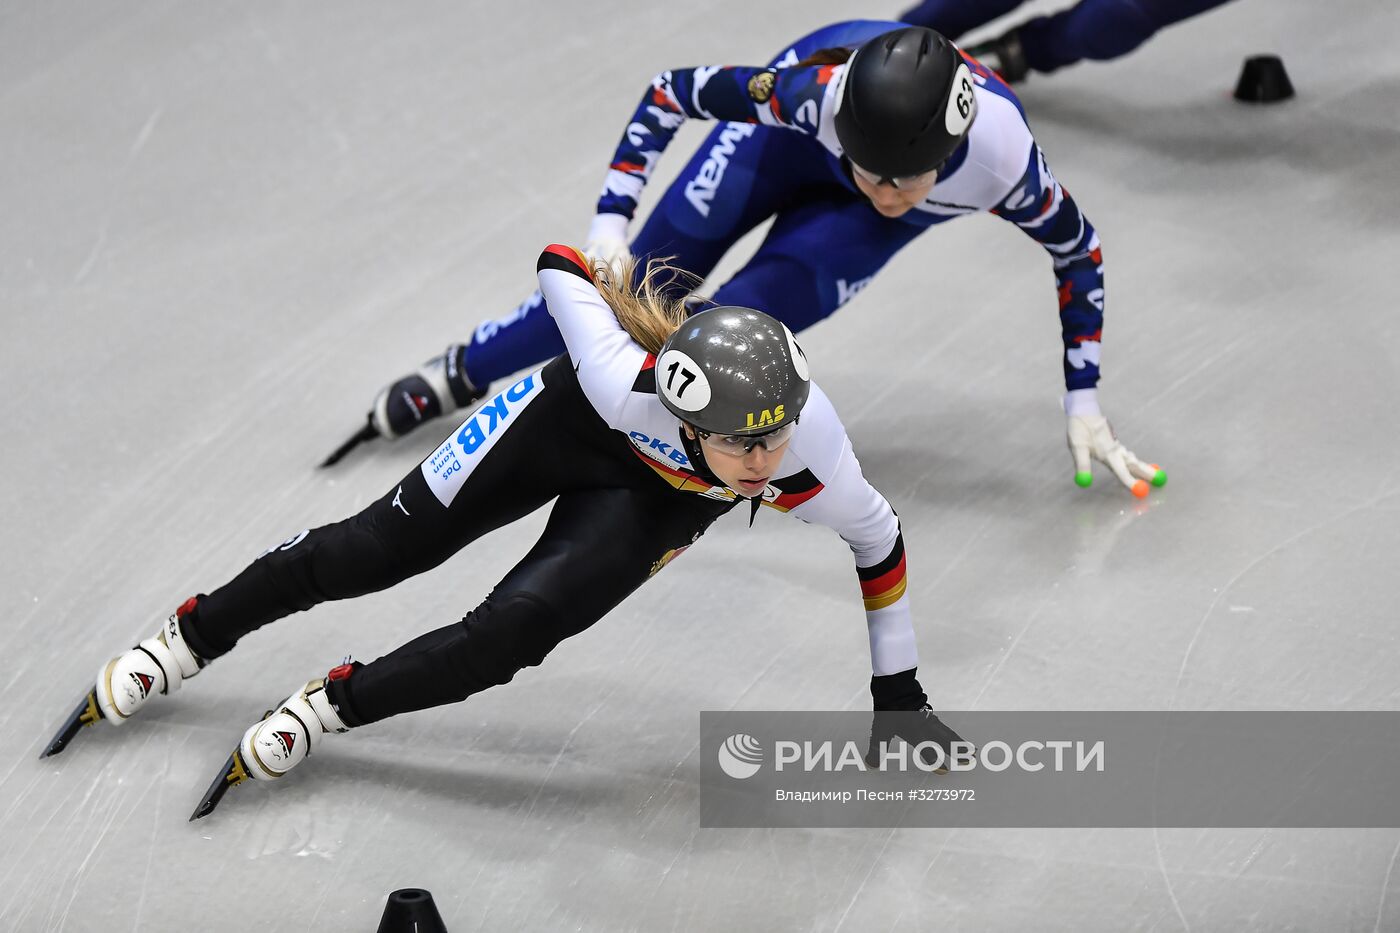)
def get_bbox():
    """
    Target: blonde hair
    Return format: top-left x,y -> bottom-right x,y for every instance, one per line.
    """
590,254 -> 701,355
